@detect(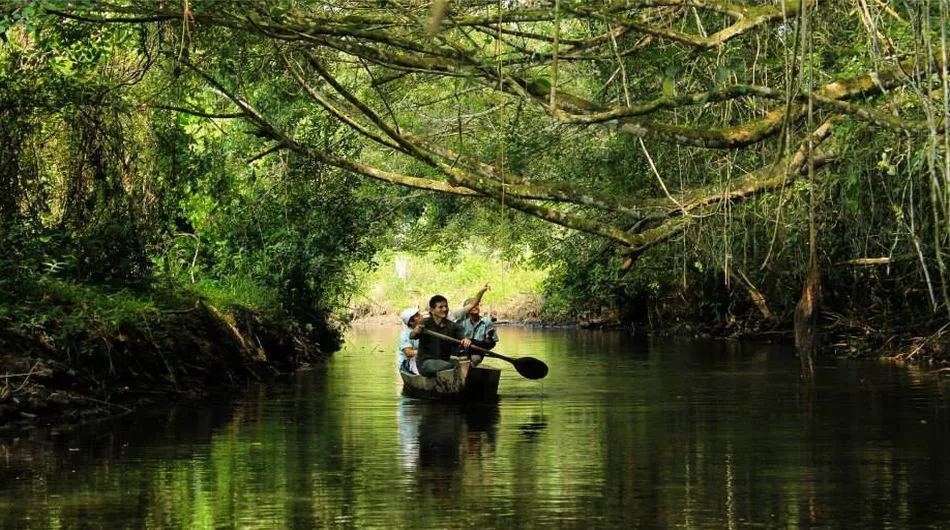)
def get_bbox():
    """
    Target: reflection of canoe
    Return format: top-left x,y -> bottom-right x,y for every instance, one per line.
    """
400,359 -> 501,401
